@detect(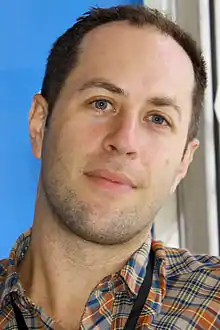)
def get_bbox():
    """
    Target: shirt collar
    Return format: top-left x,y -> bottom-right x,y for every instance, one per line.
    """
1,228 -> 167,307
0,228 -> 32,308
119,234 -> 167,298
